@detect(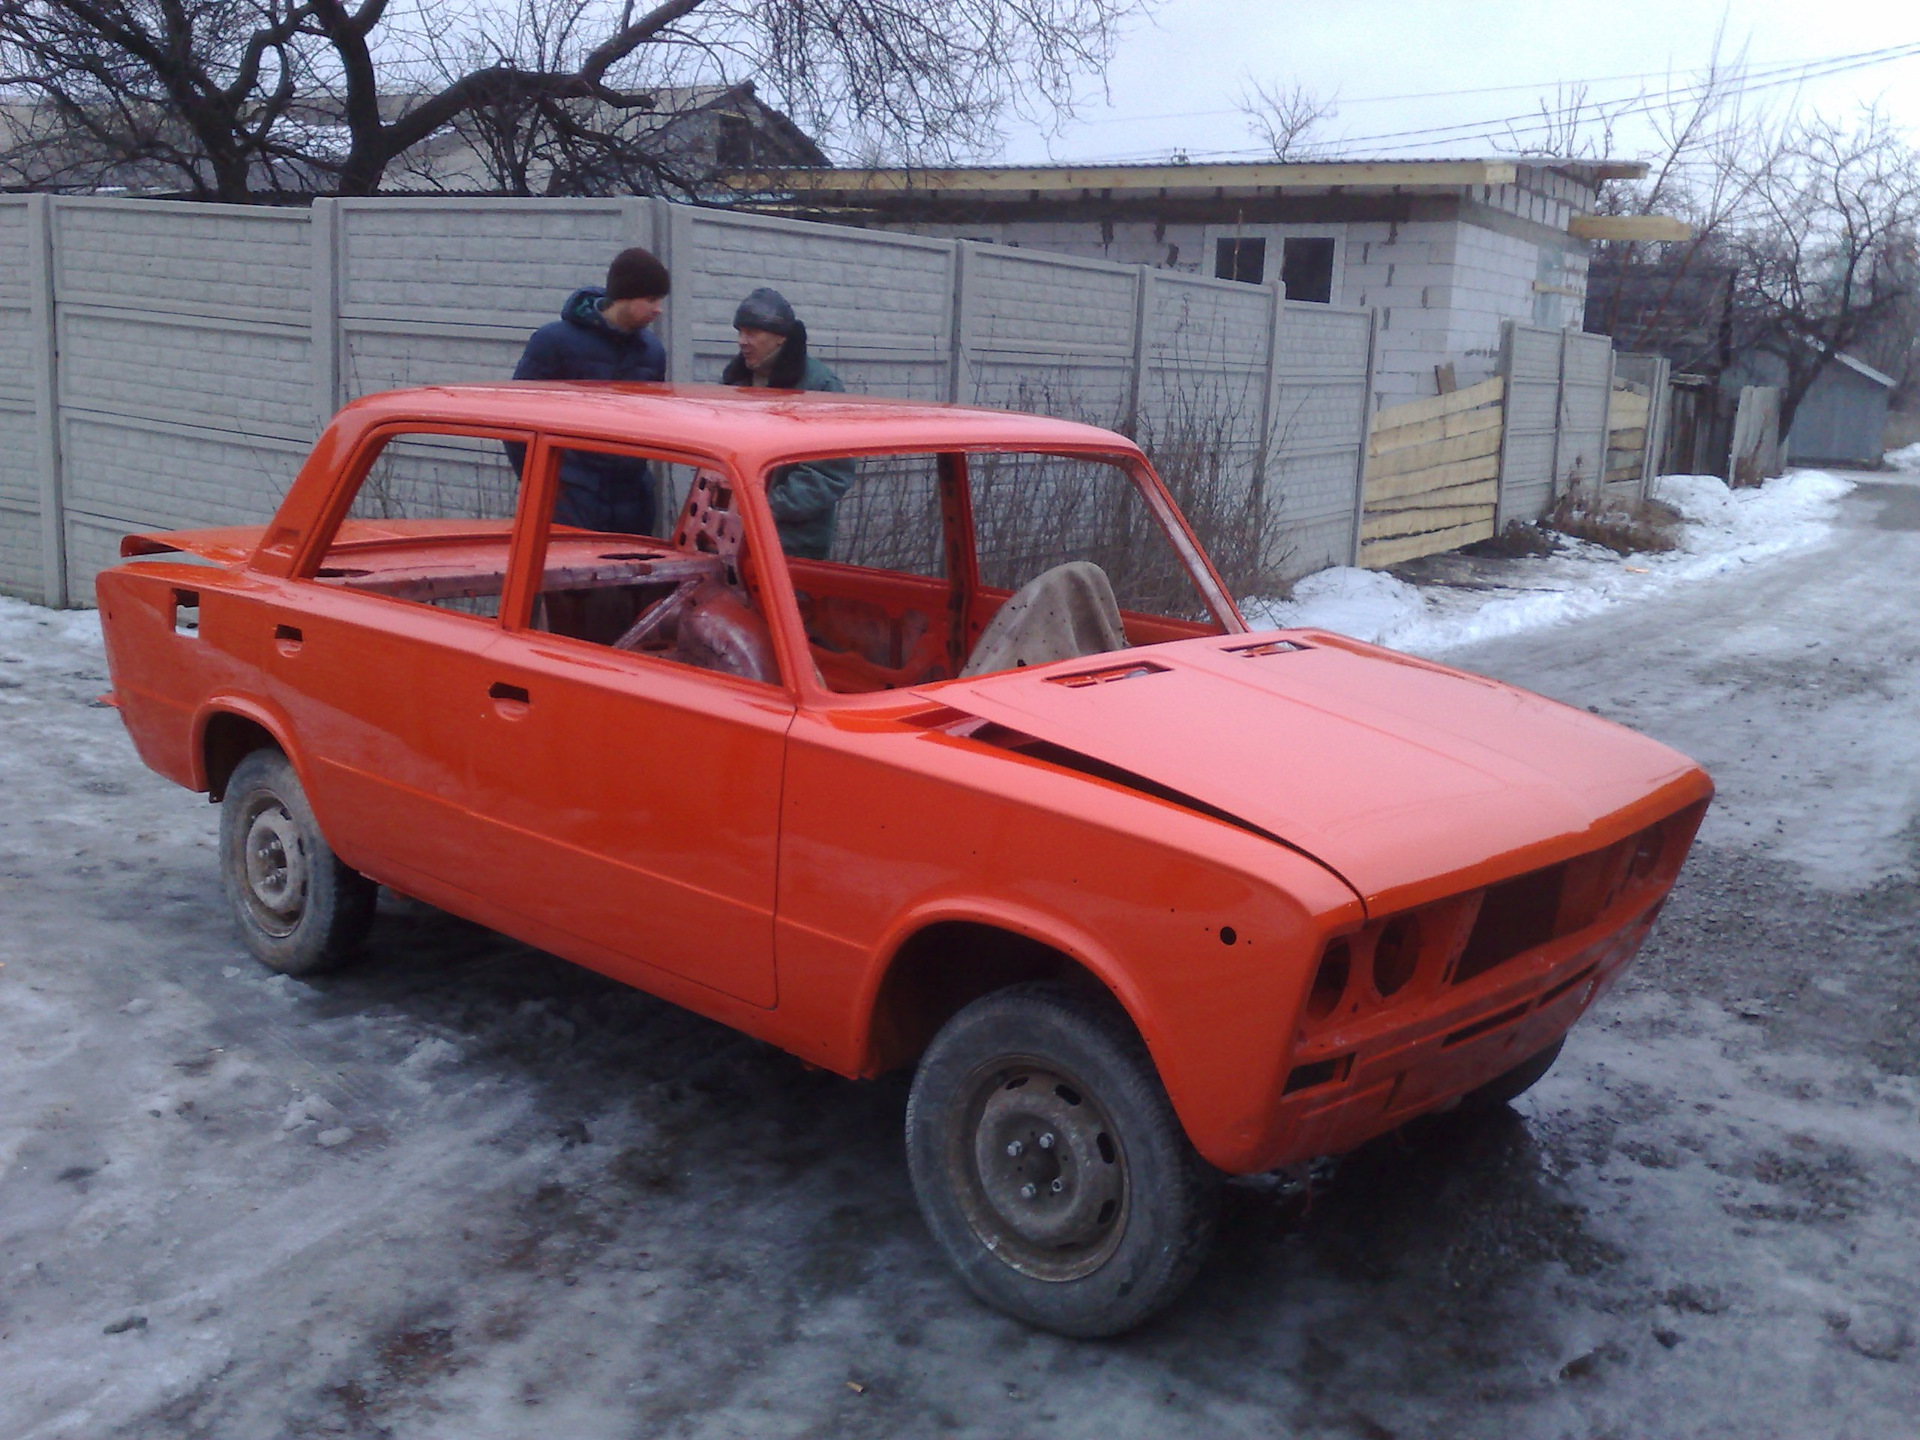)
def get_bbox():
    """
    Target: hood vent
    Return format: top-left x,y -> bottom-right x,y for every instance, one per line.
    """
1225,639 -> 1307,658
1046,660 -> 1169,689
